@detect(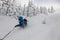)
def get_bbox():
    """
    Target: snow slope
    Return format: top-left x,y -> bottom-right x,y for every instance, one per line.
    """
0,16 -> 18,38
0,13 -> 60,40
